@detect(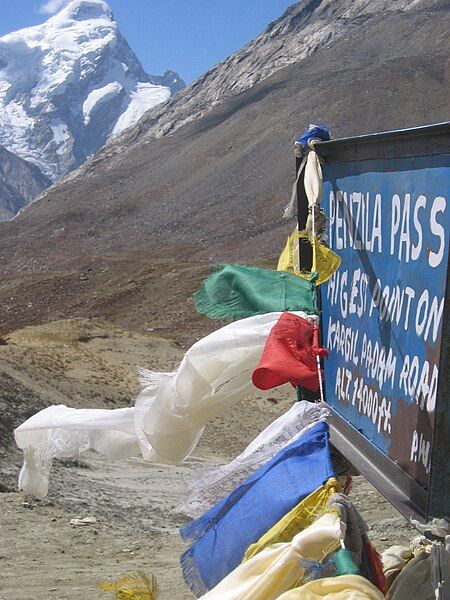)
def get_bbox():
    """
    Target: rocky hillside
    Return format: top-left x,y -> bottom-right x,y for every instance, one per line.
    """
0,146 -> 50,221
0,0 -> 448,333
105,0 -> 428,145
0,0 -> 184,185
